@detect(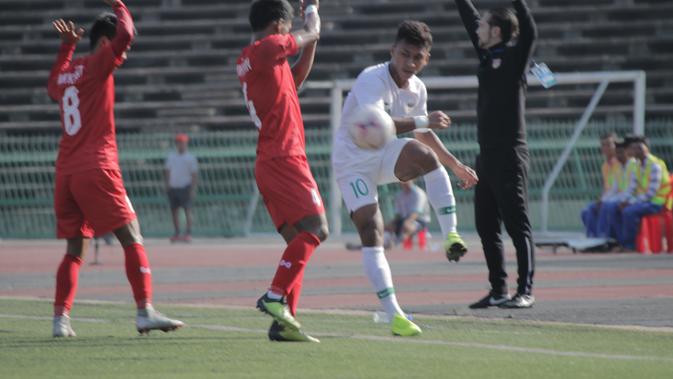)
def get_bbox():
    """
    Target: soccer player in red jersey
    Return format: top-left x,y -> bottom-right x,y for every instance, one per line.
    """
47,0 -> 183,337
236,0 -> 326,342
